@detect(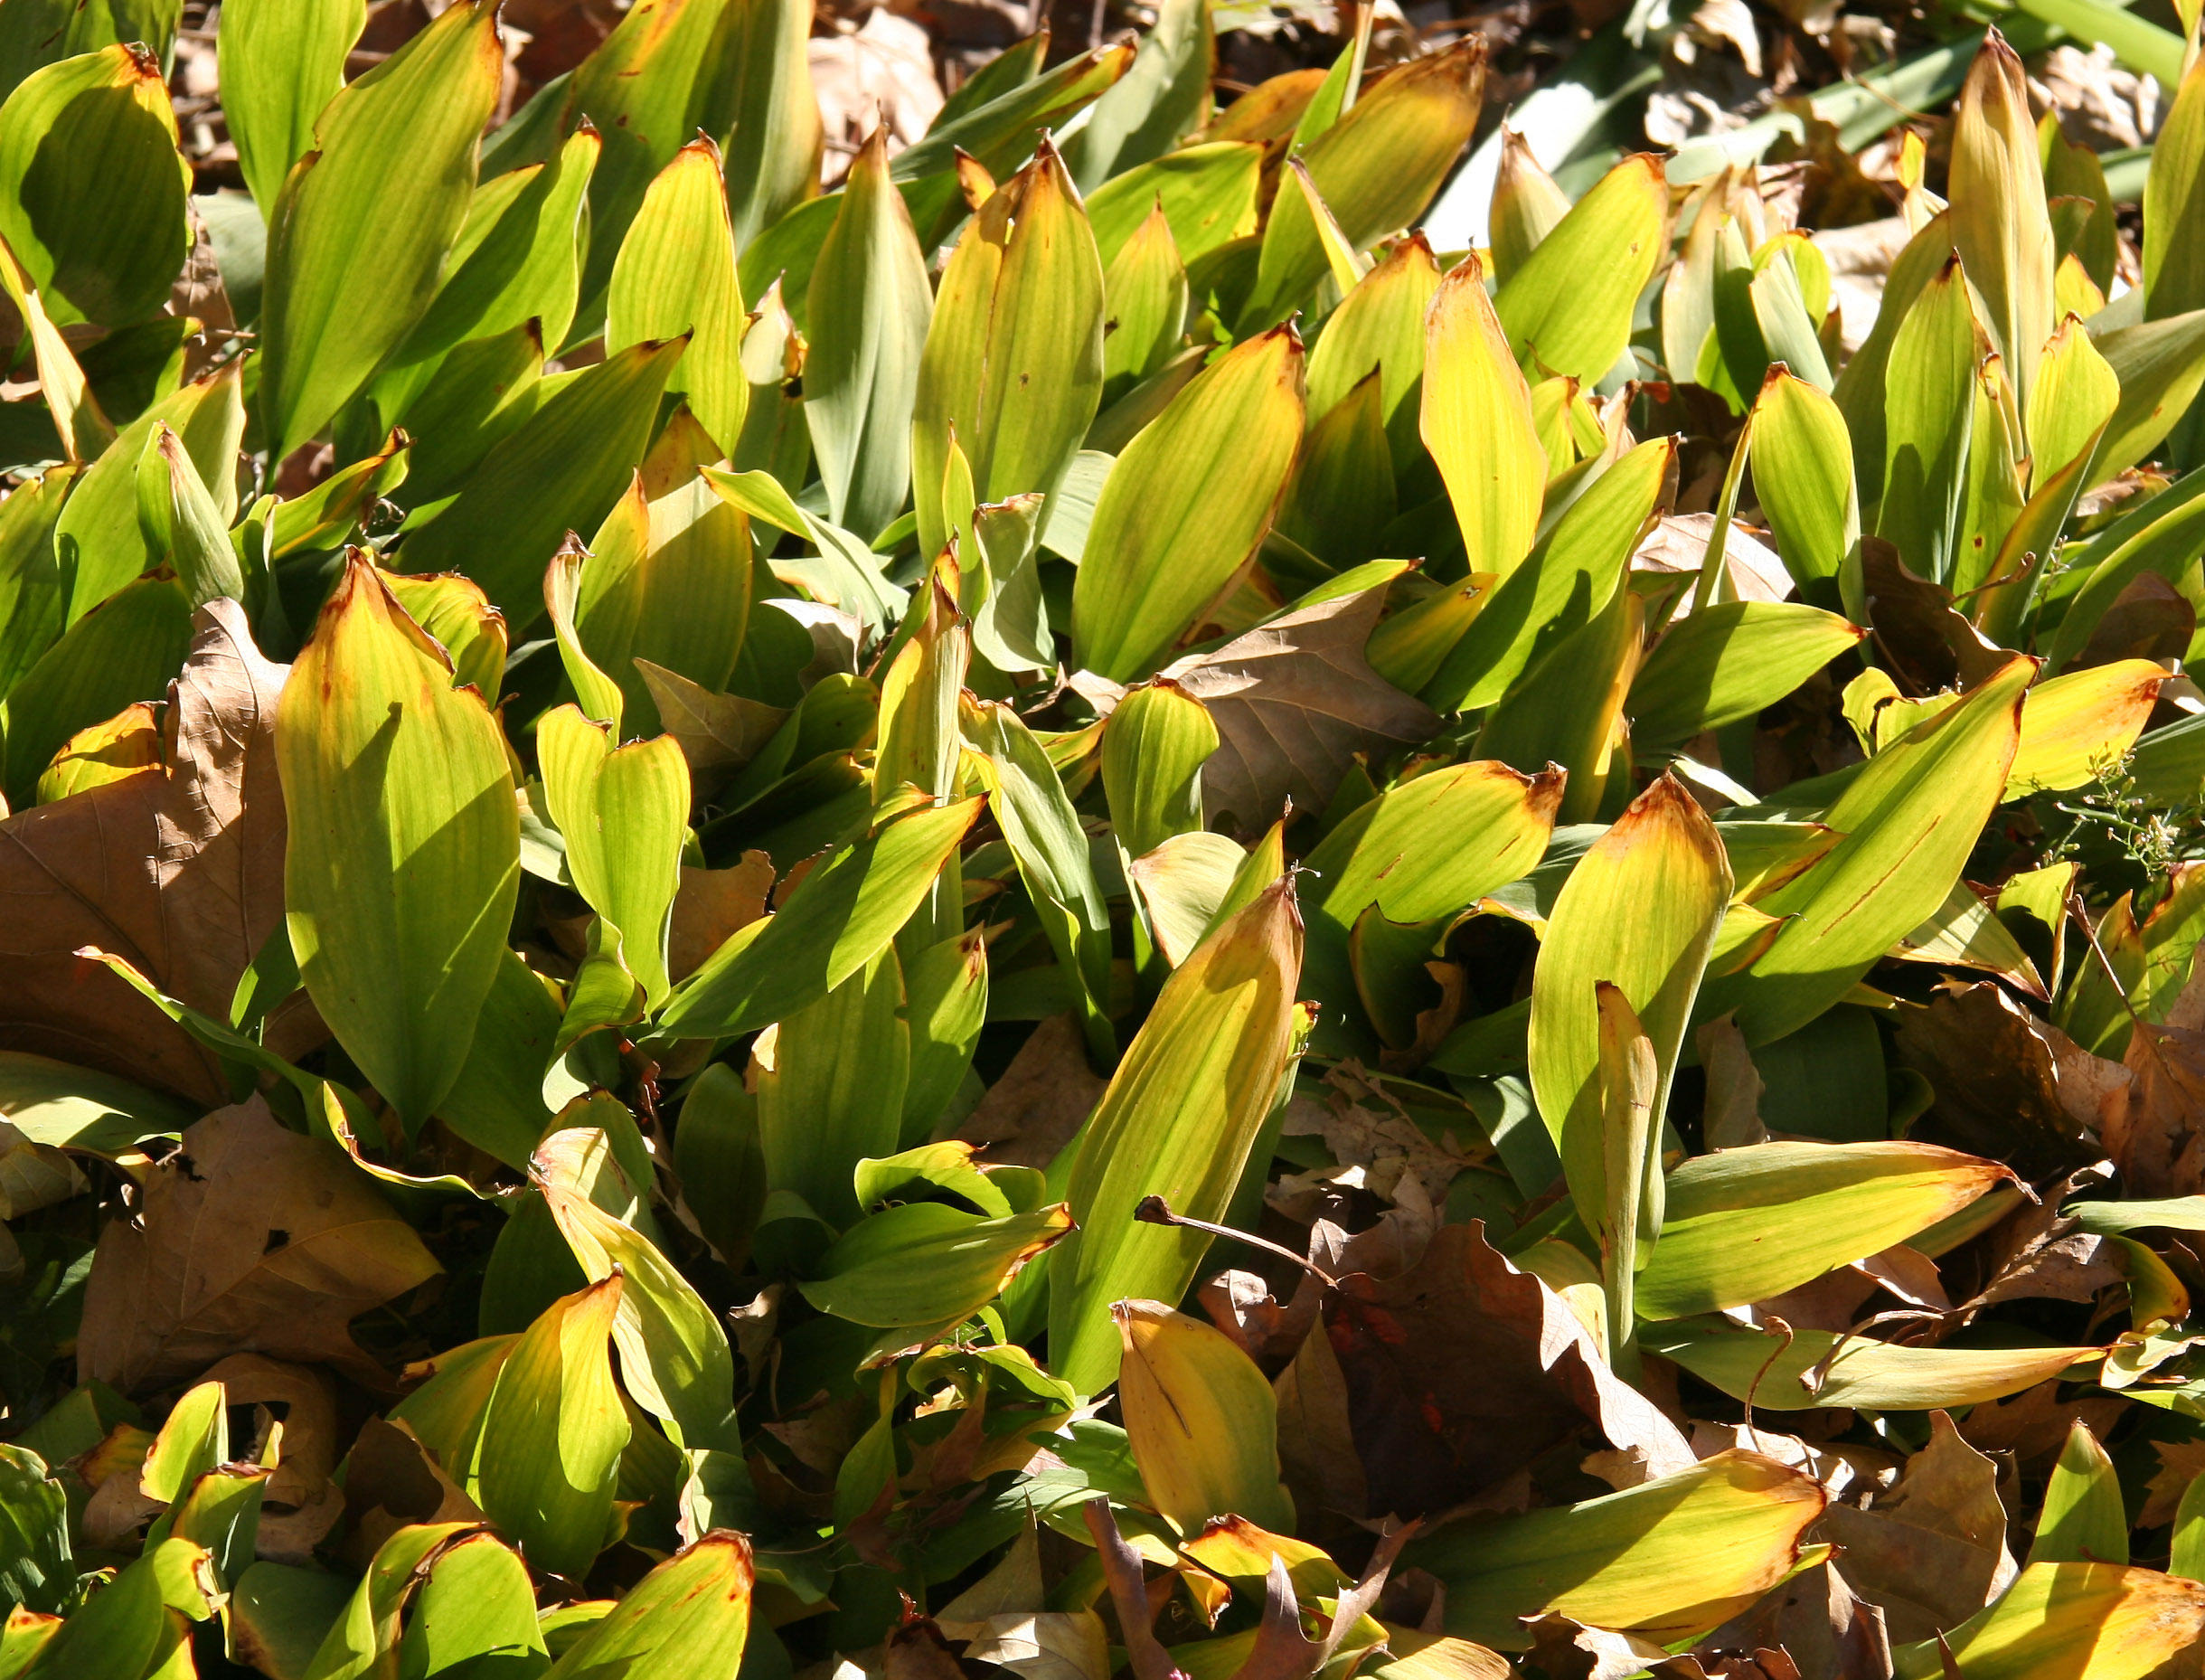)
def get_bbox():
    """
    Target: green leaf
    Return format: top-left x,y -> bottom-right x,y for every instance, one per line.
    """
2090,307 -> 2205,484
806,127 -> 933,542
0,465 -> 75,702
474,1274 -> 629,1581
608,138 -> 749,456
216,0 -> 362,216
395,335 -> 686,627
755,952 -> 909,1226
0,44 -> 191,327
54,363 -> 245,627
1048,878 -> 1303,1394
576,470 -> 754,737
1627,601 -> 1866,752
1636,1141 -> 2015,1319
1103,680 -> 1216,862
539,707 -> 689,1007
1407,1450 -> 1827,1651
1701,654 -> 2033,1043
1473,579 -> 1641,822
1071,327 -> 1305,683
1877,254 -> 1984,586
2030,1420 -> 2129,1565
372,125 -> 599,419
799,1198 -> 1073,1327
1396,435 -> 1672,711
135,425 -> 244,611
260,0 -> 504,461
970,698 -> 1115,1061
1494,153 -> 1667,385
392,1533 -> 546,1678
2144,58 -> 2205,323
301,1522 -> 477,1680
542,1531 -> 754,1678
0,1444 -> 69,1616
900,930 -> 989,1141
1085,140 -> 1260,269
912,142 -> 1106,573
275,552 -> 521,1128
2,573 -> 190,809
434,948 -> 561,1170
1062,0 -> 1211,187
1303,760 -> 1561,1053
658,797 -> 980,1039
710,0 -> 821,248
542,1177 -> 741,1450
1749,367 -> 1859,599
